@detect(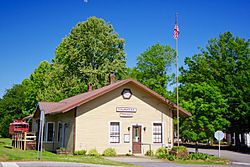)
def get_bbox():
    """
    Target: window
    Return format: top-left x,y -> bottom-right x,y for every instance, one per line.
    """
46,122 -> 54,142
153,123 -> 162,143
110,122 -> 120,143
